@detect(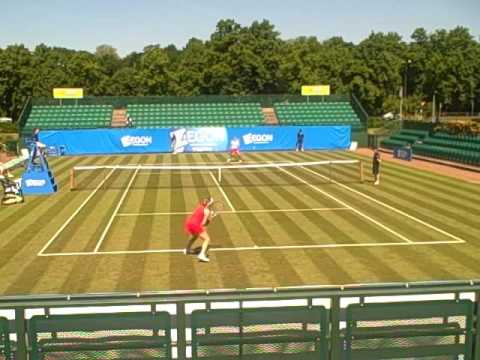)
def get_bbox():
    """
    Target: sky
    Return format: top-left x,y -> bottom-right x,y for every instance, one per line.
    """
1,0 -> 479,56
